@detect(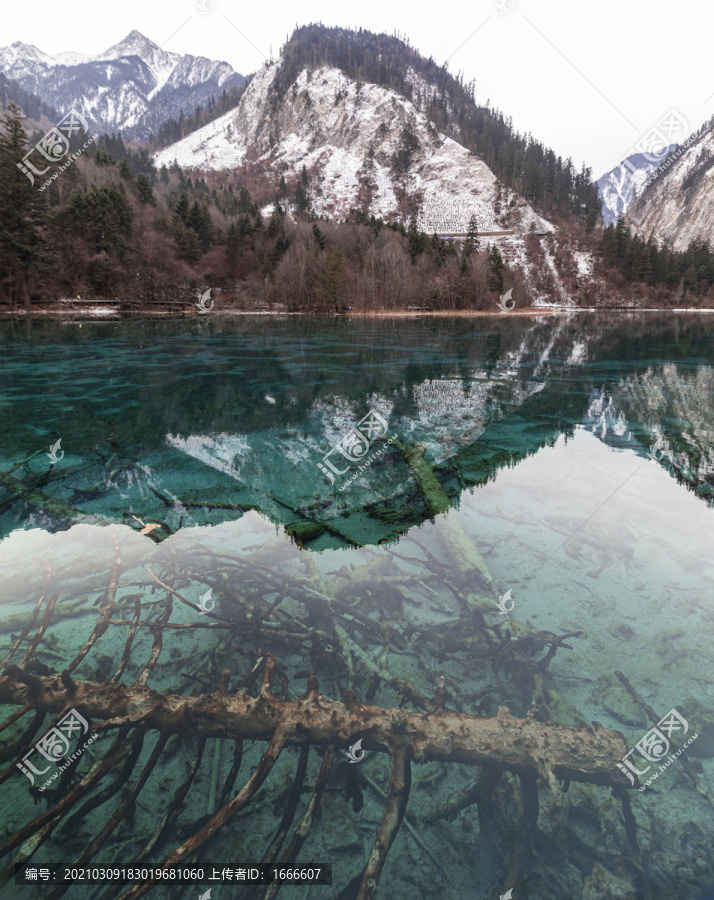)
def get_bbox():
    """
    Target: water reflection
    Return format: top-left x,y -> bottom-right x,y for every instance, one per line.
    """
0,314 -> 713,899
1,313 -> 712,548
